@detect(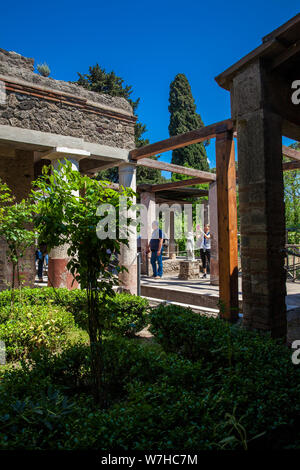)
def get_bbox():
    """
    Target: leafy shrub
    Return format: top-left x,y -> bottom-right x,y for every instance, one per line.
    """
106,294 -> 149,336
0,304 -> 75,360
0,288 -> 149,335
1,306 -> 300,450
